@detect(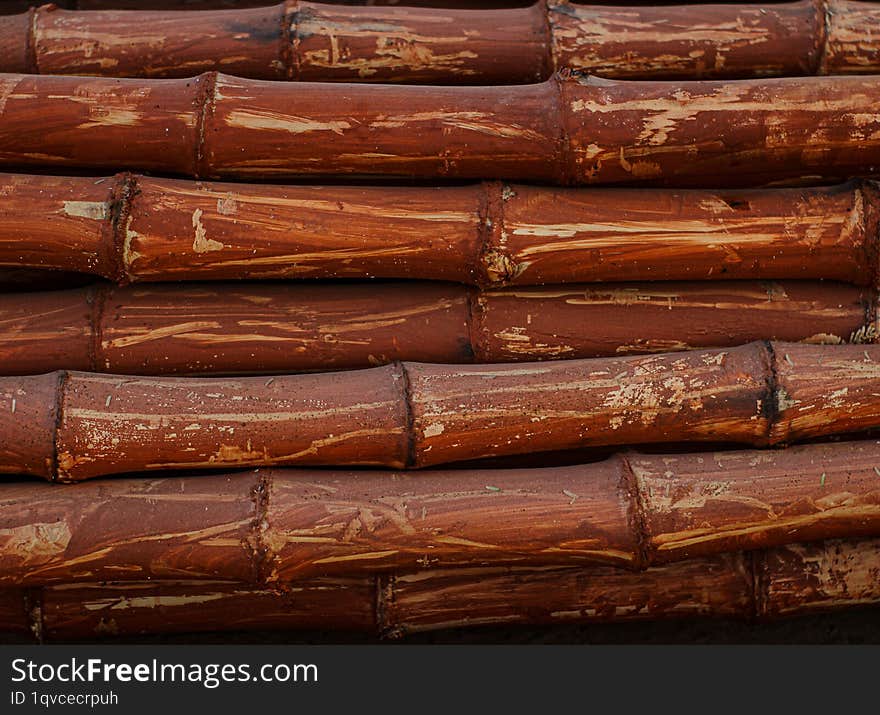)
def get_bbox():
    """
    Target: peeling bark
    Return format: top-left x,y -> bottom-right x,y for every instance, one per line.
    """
1,173 -> 877,285
3,72 -> 880,184
5,343 -> 880,479
2,0 -> 535,11
1,537 -> 877,639
1,1 -> 878,83
0,453 -> 879,586
0,280 -> 869,375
